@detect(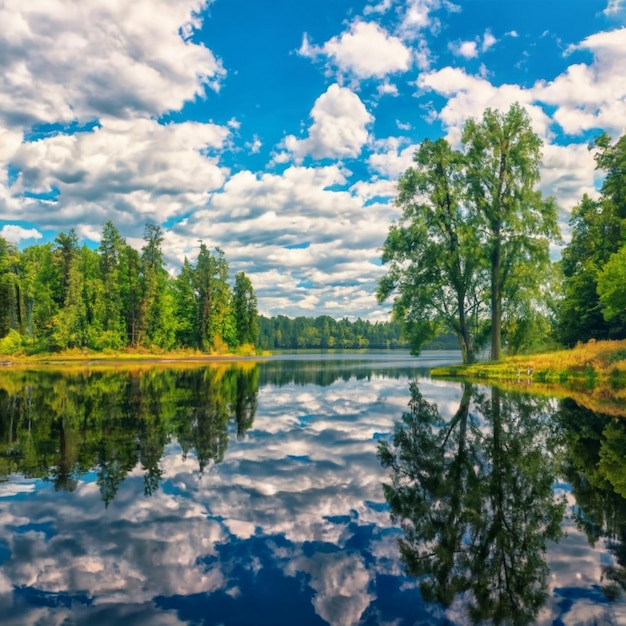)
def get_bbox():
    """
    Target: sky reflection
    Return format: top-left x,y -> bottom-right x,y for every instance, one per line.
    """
0,355 -> 625,625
